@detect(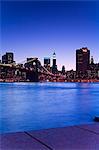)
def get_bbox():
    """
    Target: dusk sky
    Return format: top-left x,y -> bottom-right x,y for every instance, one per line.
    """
1,0 -> 99,70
